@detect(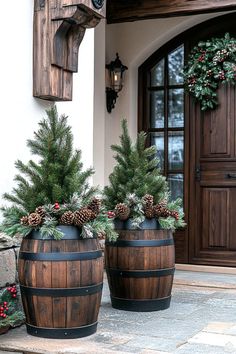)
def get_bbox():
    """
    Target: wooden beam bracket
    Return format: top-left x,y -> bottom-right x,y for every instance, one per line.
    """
33,0 -> 106,101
